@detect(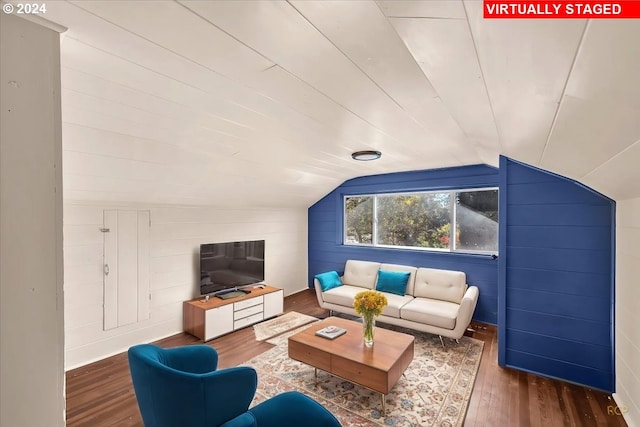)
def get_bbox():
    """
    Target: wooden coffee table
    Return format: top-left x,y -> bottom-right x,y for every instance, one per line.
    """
288,316 -> 414,413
